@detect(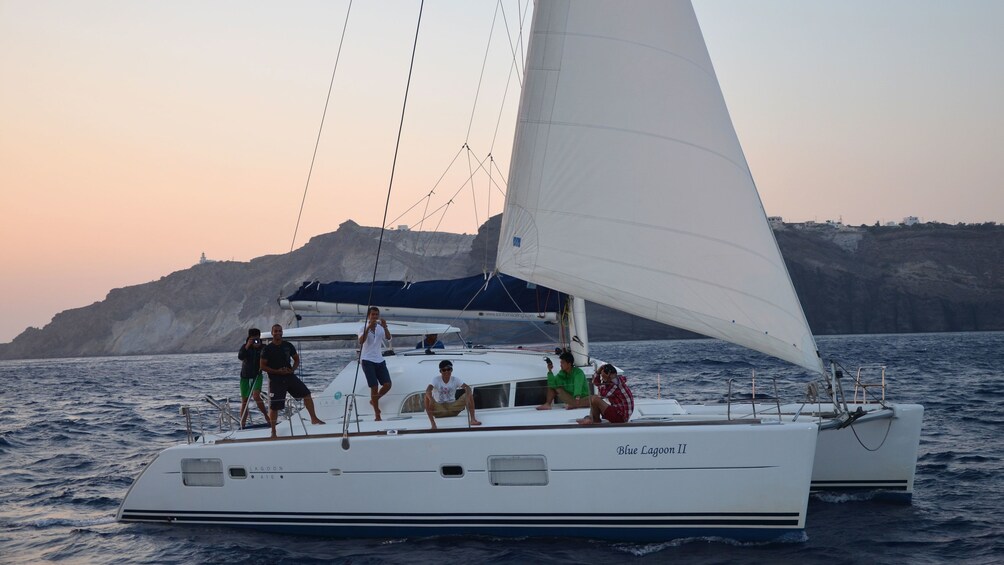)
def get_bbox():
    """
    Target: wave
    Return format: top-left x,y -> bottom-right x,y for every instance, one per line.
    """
613,531 -> 809,556
812,491 -> 886,504
14,515 -> 117,529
